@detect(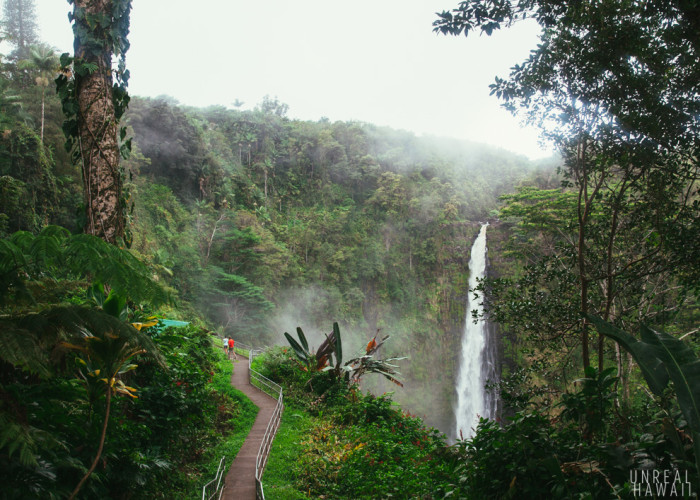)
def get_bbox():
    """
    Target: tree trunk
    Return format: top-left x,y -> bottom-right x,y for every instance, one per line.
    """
575,141 -> 591,371
264,166 -> 268,200
74,0 -> 124,244
573,138 -> 604,371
